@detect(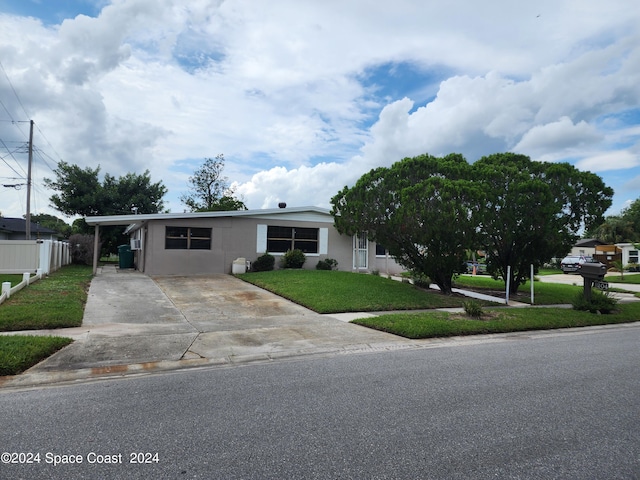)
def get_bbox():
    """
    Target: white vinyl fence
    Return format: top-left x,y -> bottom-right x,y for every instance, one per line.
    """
0,240 -> 71,275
